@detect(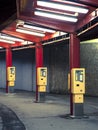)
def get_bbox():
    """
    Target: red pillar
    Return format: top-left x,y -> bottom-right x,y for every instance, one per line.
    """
6,48 -> 12,93
69,33 -> 80,115
35,42 -> 43,101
